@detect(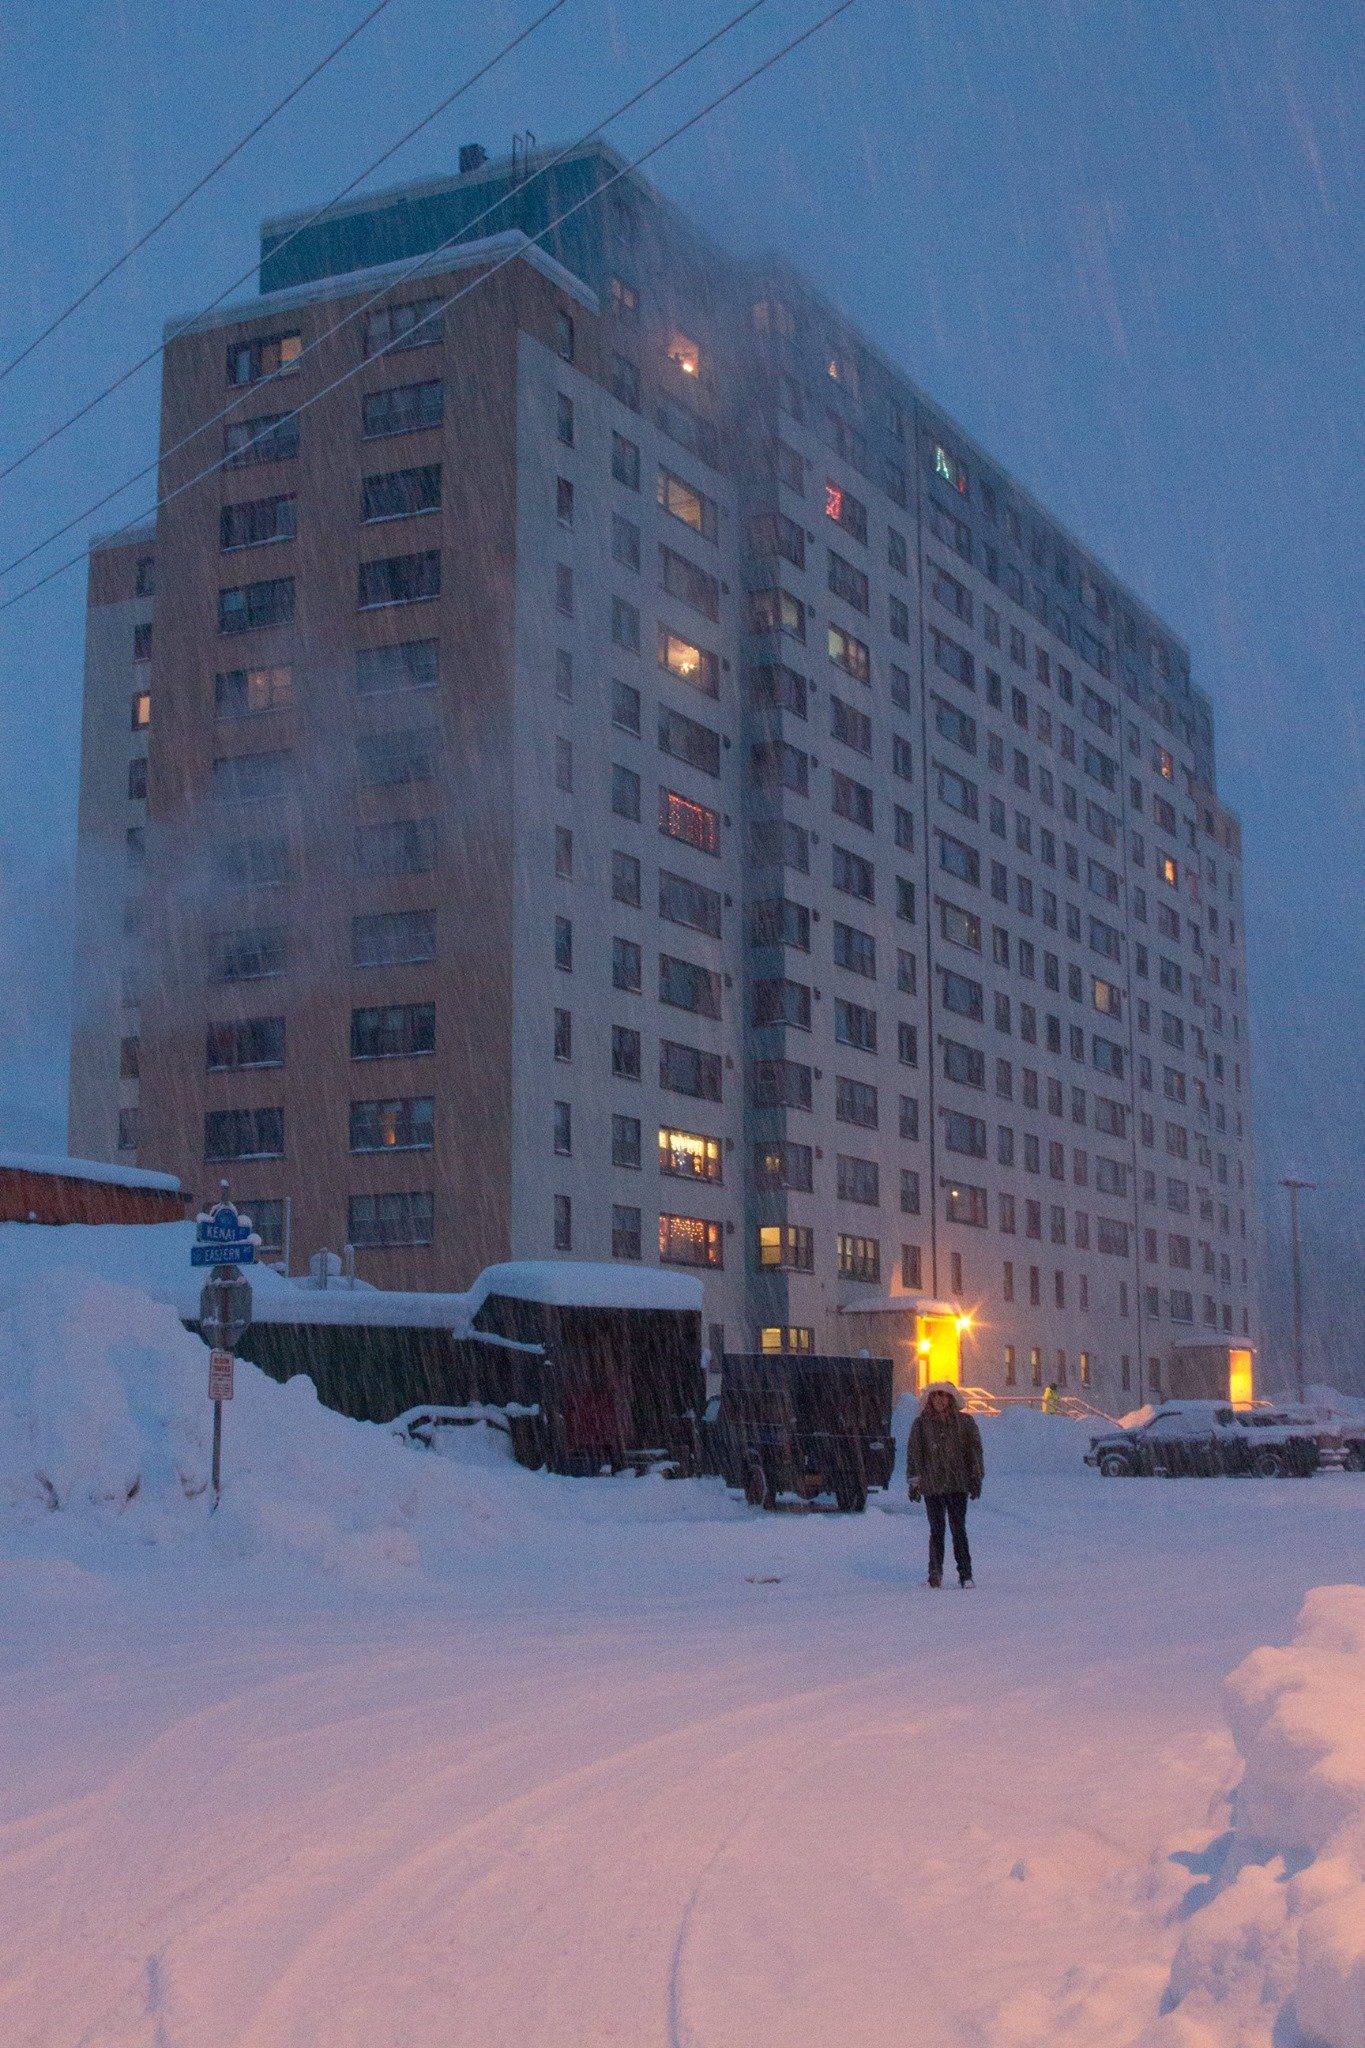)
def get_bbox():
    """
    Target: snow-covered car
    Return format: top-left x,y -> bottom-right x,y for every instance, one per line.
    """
1084,1402 -> 1320,1478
